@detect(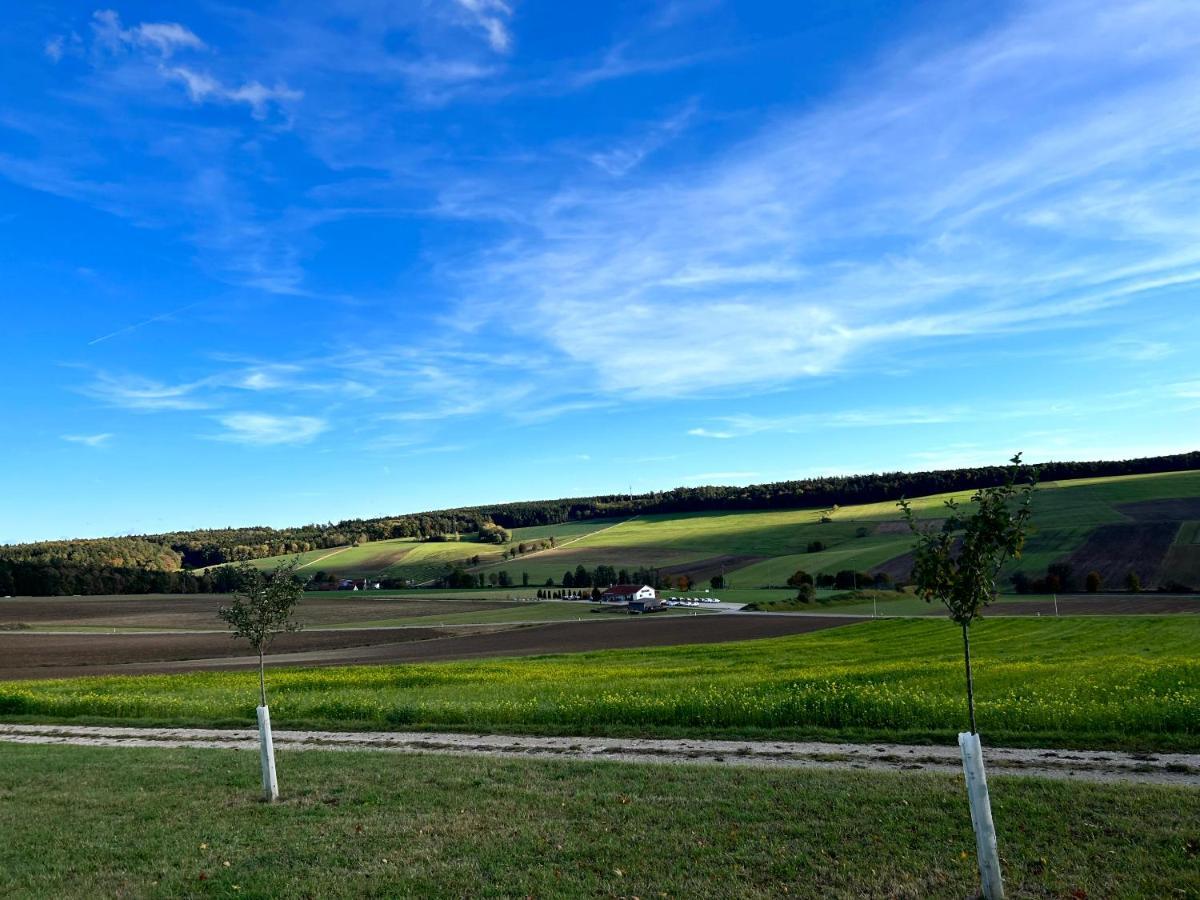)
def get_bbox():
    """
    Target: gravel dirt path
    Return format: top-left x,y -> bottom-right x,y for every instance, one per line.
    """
1,723 -> 1194,786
